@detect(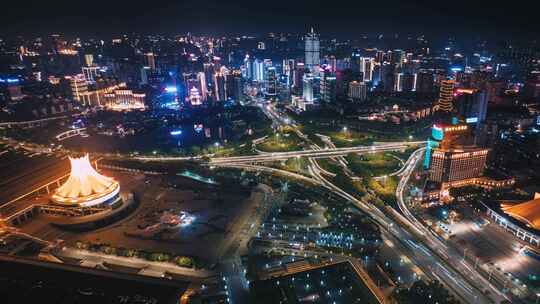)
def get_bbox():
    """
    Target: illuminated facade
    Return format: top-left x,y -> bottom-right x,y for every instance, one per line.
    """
304,28 -> 320,71
437,79 -> 455,112
348,81 -> 367,101
428,148 -> 489,183
52,155 -> 120,208
188,86 -> 202,106
103,89 -> 146,111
